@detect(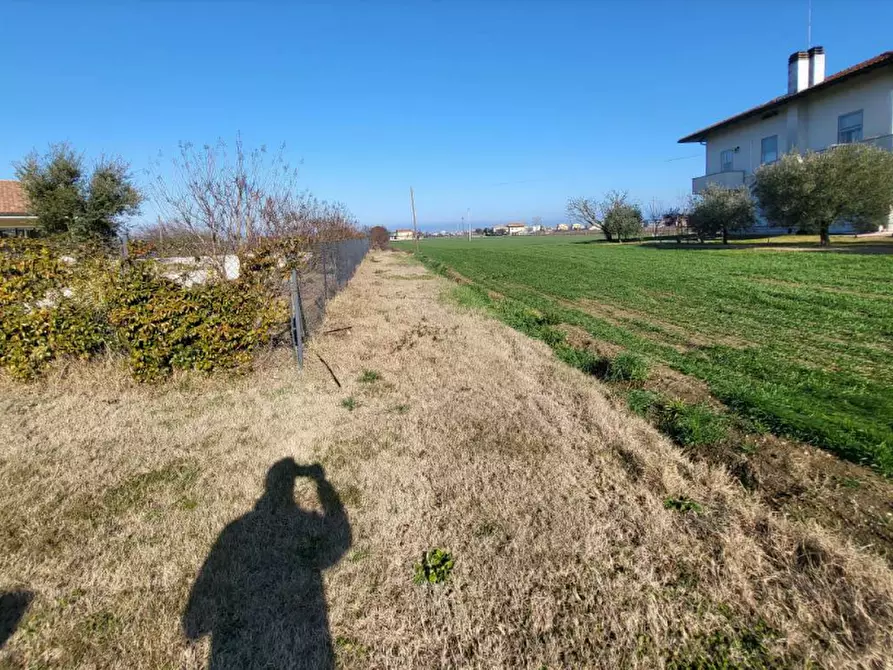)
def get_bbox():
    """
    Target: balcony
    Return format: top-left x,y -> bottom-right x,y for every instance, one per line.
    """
692,170 -> 746,194
819,133 -> 893,153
